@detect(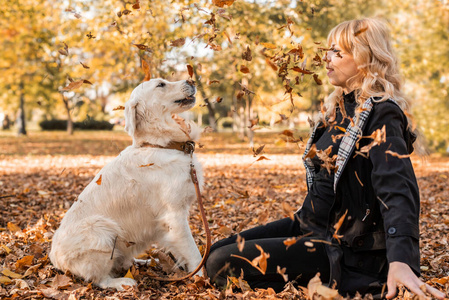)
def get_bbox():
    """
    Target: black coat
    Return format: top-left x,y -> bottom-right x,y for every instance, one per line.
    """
301,99 -> 420,295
